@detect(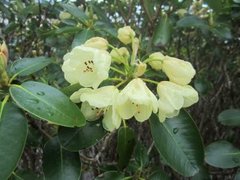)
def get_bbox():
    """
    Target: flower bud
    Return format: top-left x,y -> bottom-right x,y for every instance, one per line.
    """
117,26 -> 135,44
148,52 -> 165,71
0,41 -> 8,68
162,56 -> 196,85
134,61 -> 146,77
84,37 -> 109,50
176,9 -> 187,17
59,11 -> 71,20
110,47 -> 129,64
